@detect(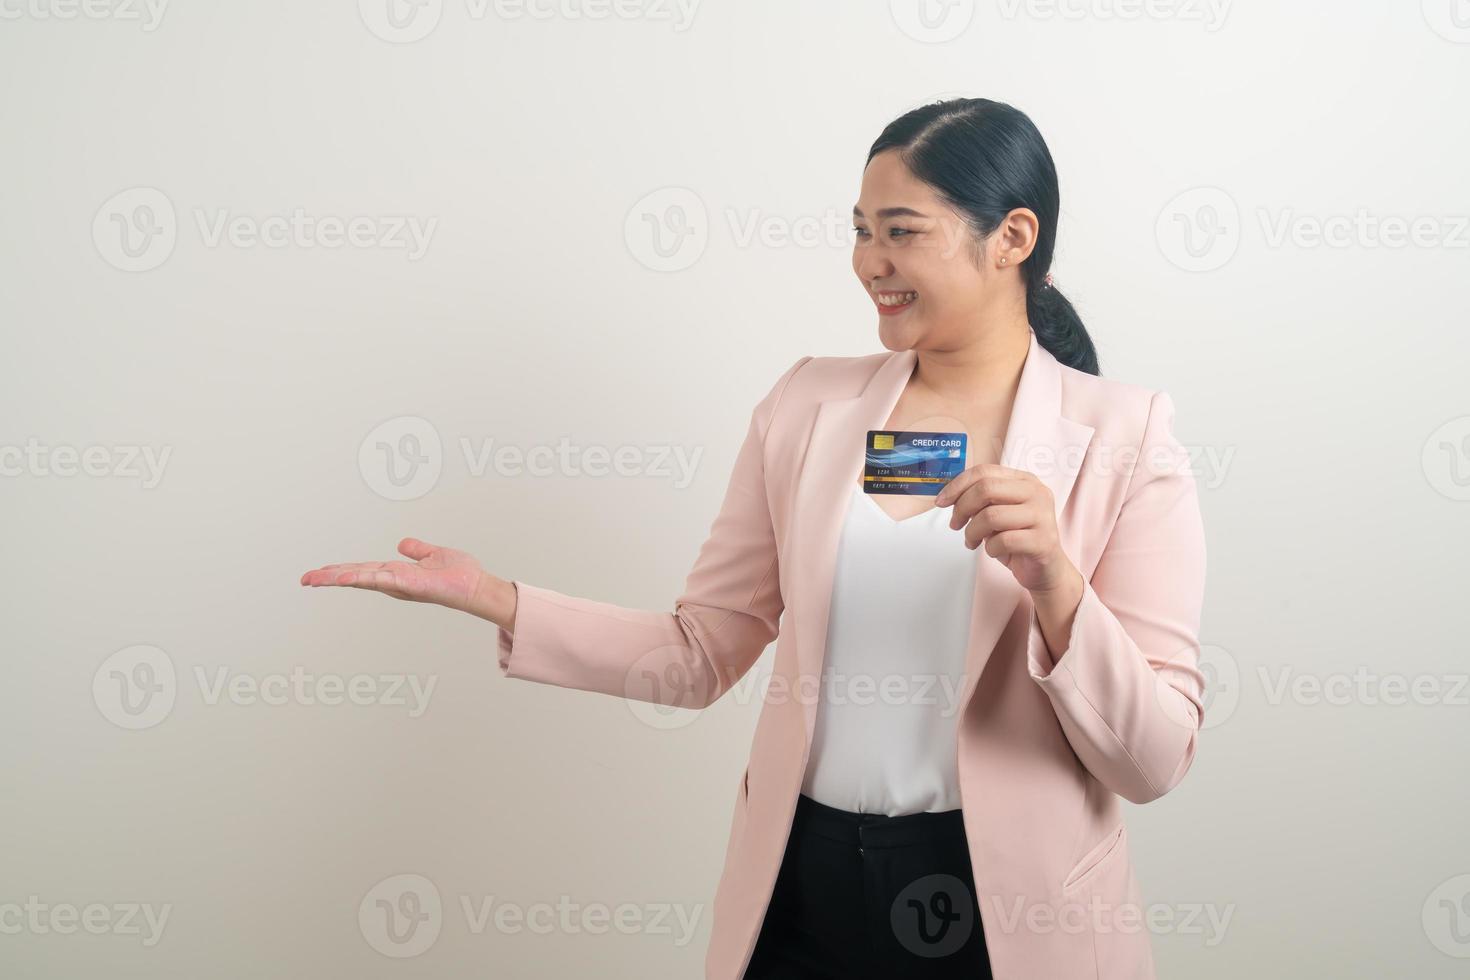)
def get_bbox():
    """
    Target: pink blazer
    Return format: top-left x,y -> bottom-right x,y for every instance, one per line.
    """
495,329 -> 1208,980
